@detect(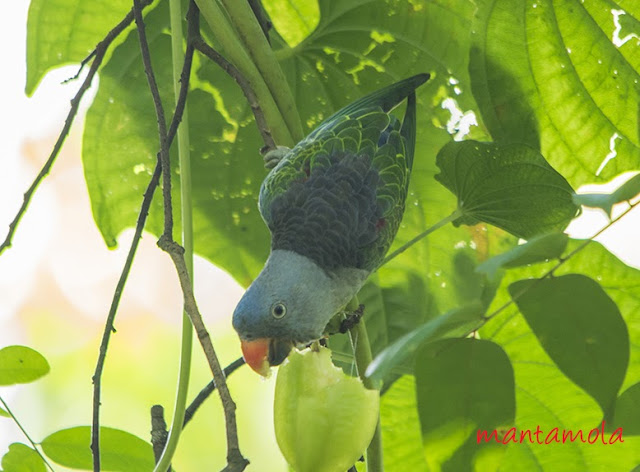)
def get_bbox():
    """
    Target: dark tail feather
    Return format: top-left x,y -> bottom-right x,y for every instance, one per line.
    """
401,91 -> 417,171
316,73 -> 430,133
